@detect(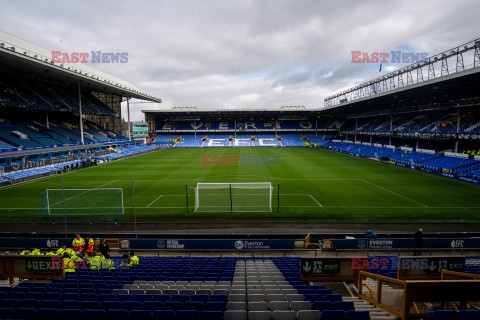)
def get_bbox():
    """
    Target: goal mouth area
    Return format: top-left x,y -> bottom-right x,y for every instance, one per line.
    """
194,182 -> 273,213
38,188 -> 124,222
